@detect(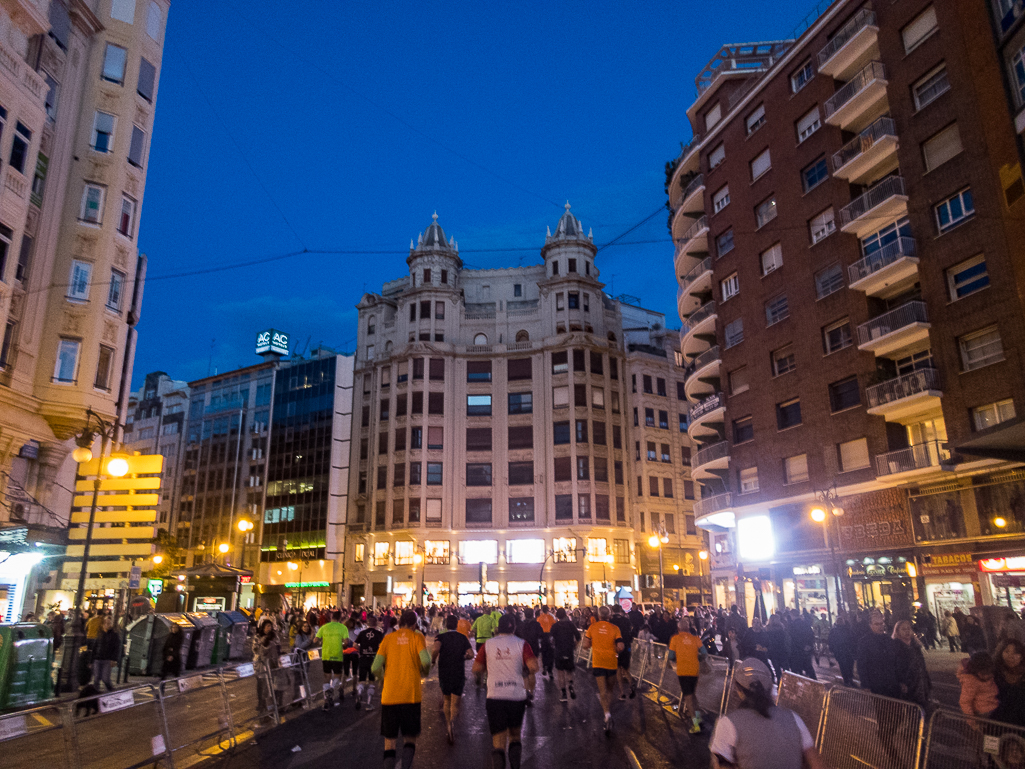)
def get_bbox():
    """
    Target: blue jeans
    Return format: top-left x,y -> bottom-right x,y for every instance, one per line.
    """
92,659 -> 115,691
